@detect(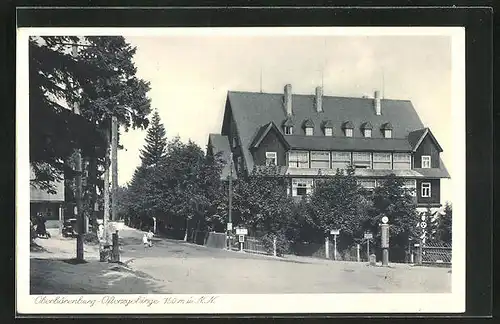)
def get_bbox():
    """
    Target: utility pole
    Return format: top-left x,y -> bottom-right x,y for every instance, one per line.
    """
71,44 -> 84,261
111,115 -> 118,221
103,128 -> 110,243
227,152 -> 233,249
